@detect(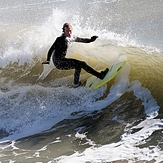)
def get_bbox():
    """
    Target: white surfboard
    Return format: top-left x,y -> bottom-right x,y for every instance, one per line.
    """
85,61 -> 126,90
